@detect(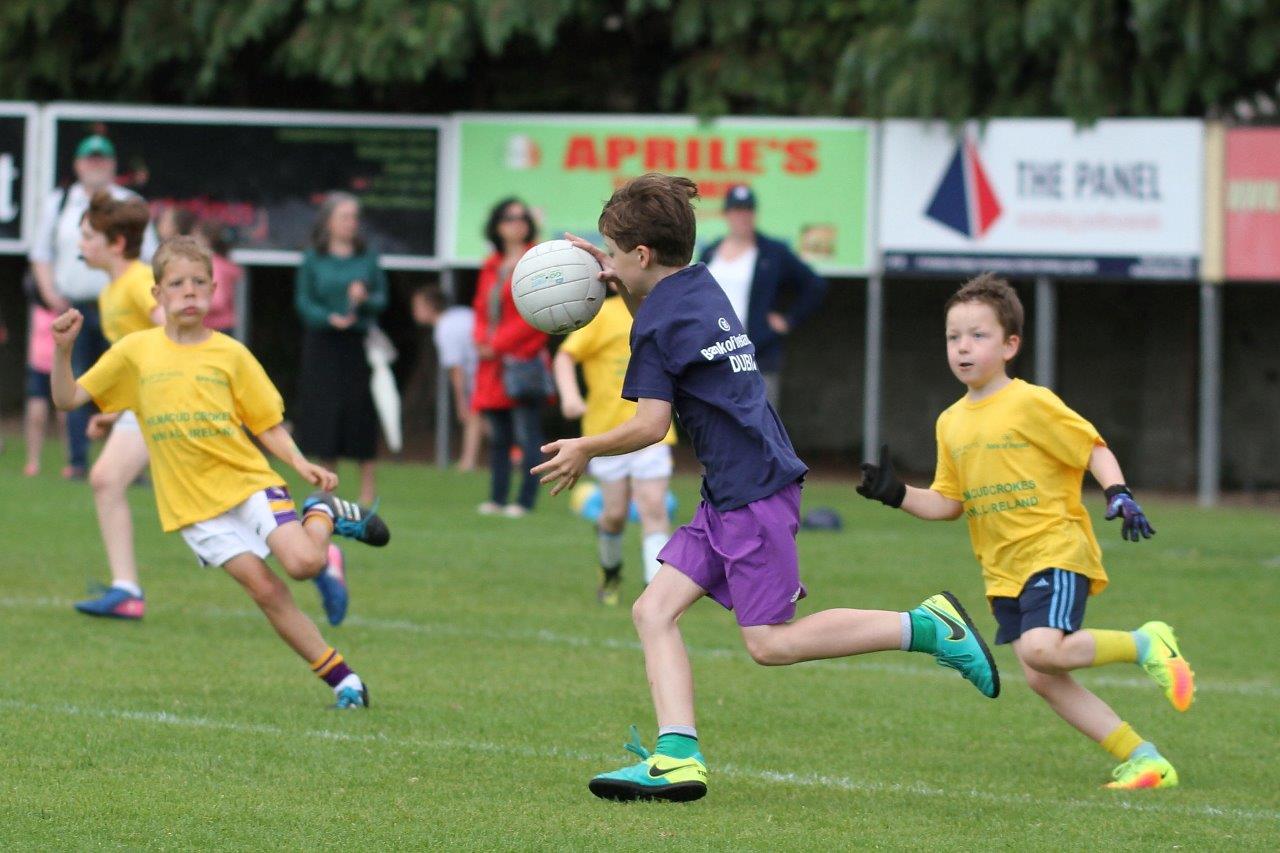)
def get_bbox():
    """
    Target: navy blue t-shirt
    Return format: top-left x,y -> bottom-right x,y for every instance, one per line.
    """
622,263 -> 807,511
